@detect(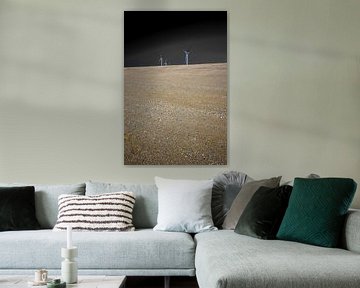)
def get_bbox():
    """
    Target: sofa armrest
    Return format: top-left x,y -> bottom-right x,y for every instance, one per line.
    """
342,209 -> 360,253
